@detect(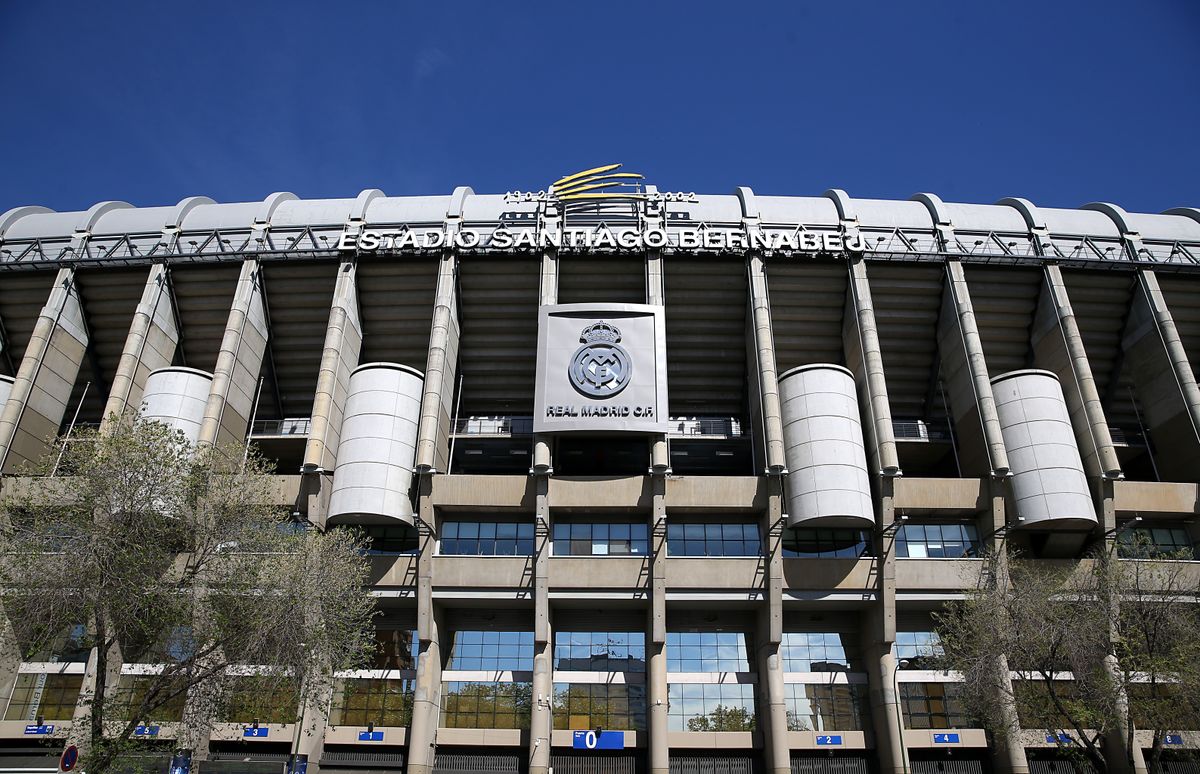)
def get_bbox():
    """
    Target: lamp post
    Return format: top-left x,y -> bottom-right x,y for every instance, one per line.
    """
892,658 -> 910,774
